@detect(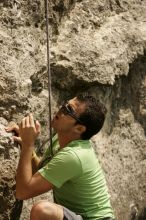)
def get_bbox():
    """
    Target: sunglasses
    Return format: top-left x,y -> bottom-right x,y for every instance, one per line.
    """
59,102 -> 83,124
